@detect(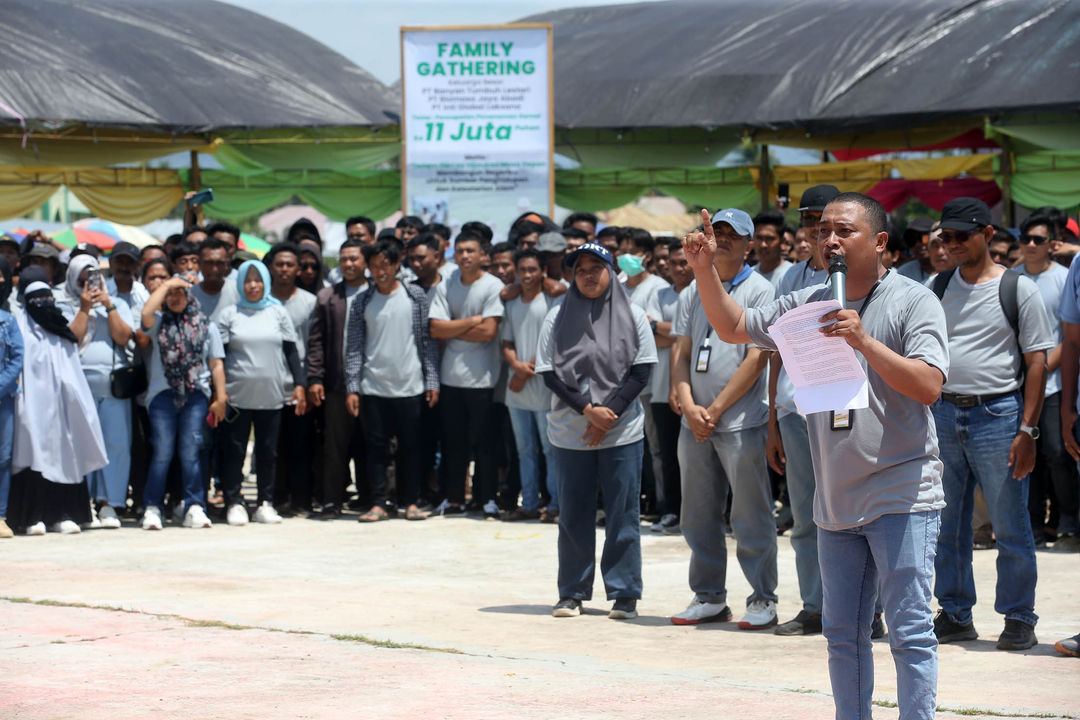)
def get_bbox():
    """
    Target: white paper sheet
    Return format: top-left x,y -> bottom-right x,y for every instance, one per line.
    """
767,300 -> 869,415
